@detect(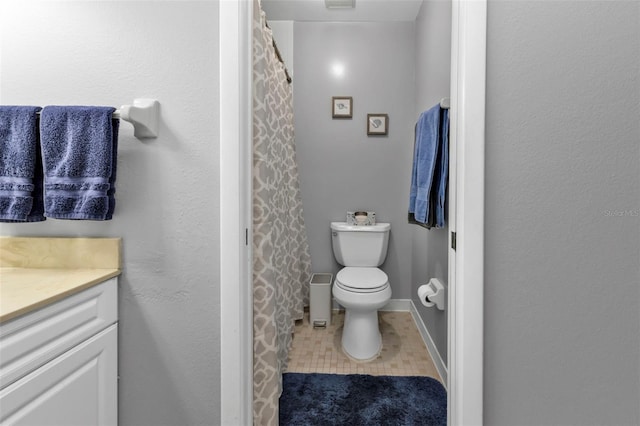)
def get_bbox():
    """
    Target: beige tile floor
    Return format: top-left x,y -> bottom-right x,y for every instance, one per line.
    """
285,310 -> 442,383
